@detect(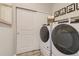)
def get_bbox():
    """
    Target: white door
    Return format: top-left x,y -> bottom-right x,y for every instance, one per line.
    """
17,8 -> 38,53
17,8 -> 49,54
